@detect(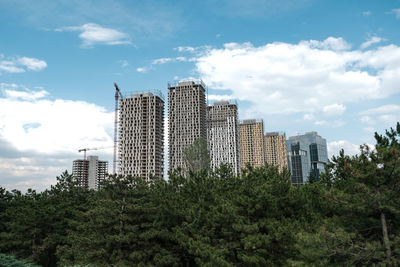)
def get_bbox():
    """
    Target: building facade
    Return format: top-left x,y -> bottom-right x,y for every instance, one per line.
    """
72,156 -> 108,190
287,131 -> 328,185
264,132 -> 288,172
118,92 -> 164,179
168,80 -> 207,171
239,119 -> 265,170
207,101 -> 240,176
